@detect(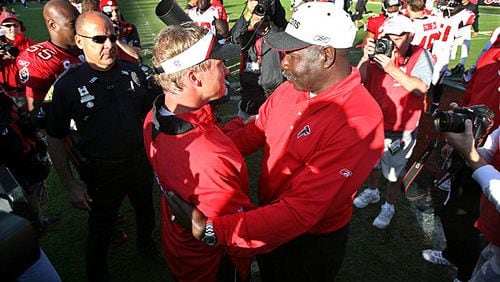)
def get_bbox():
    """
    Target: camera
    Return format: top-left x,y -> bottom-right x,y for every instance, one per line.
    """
254,0 -> 274,16
0,29 -> 19,58
434,105 -> 495,142
369,36 -> 394,60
